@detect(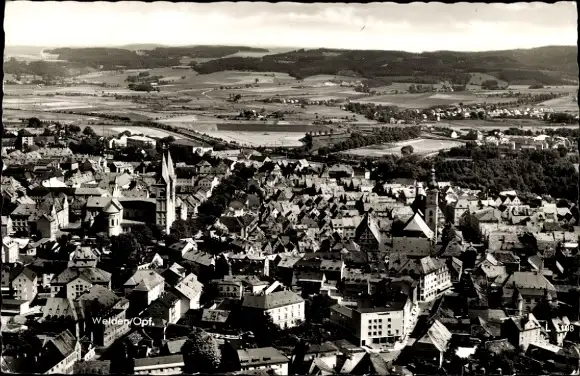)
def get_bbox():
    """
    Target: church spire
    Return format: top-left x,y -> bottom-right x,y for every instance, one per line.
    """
428,166 -> 438,190
160,153 -> 169,182
166,150 -> 176,178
